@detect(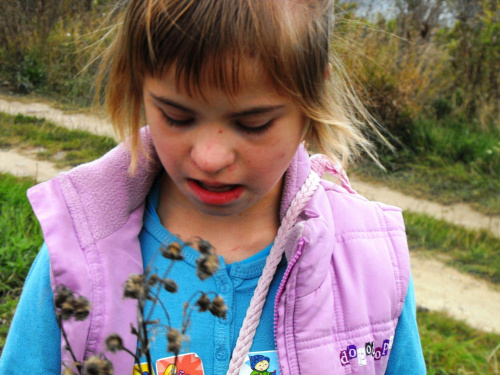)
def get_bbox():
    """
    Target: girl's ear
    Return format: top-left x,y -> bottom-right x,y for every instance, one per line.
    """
324,63 -> 333,79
